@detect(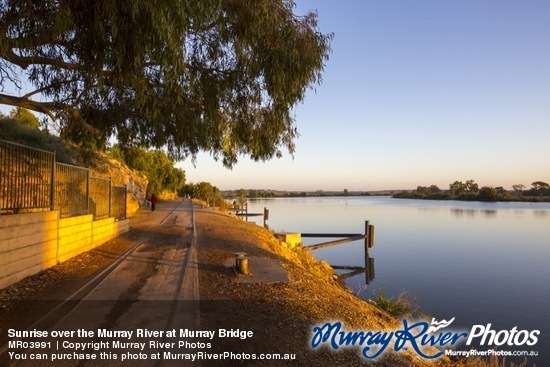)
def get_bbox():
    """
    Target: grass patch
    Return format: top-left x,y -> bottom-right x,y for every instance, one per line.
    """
372,287 -> 418,318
